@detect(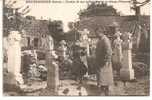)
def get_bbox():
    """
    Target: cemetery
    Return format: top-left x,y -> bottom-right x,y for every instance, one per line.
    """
3,0 -> 150,96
